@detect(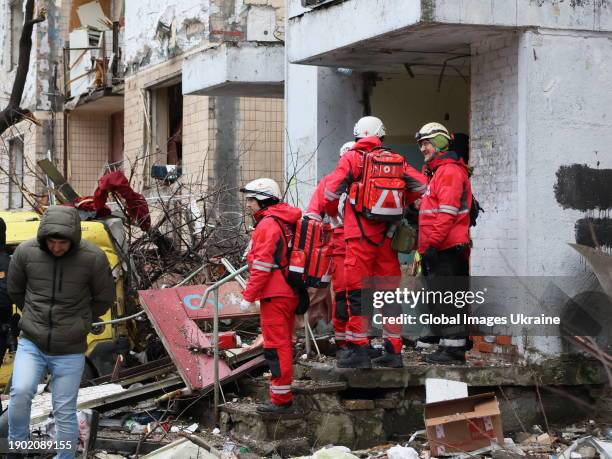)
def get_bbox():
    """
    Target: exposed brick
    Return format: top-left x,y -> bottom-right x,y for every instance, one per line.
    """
470,34 -> 520,276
